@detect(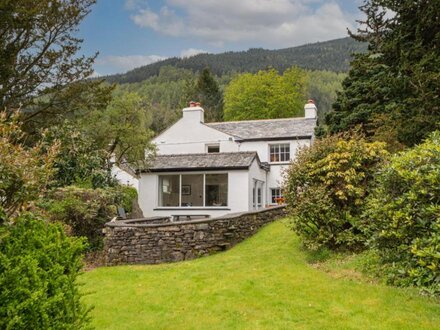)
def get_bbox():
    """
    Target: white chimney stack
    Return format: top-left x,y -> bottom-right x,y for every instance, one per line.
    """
304,100 -> 317,119
182,101 -> 204,123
